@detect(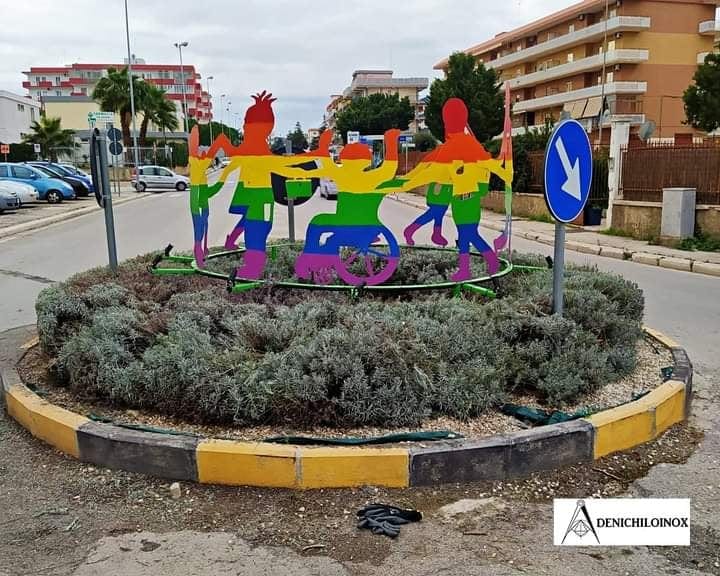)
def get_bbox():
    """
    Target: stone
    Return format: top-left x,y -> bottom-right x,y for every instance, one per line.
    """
438,498 -> 506,518
631,252 -> 660,266
169,482 -> 182,500
659,257 -> 692,272
600,246 -> 626,260
693,261 -> 720,277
